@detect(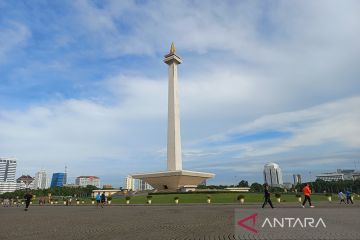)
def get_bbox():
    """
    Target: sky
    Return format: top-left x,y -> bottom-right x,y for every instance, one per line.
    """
0,0 -> 360,187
